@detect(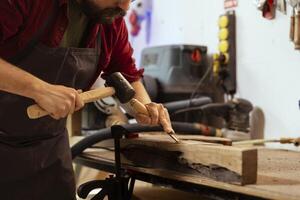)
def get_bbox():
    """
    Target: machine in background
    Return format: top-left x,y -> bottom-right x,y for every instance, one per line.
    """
141,44 -> 238,129
141,44 -> 222,103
